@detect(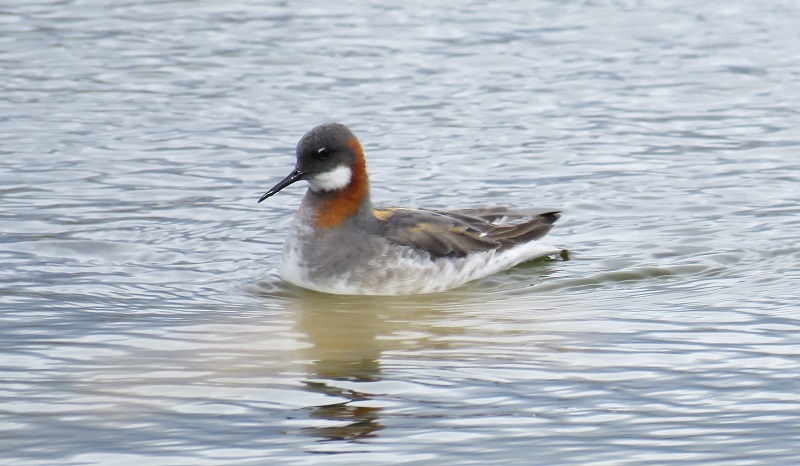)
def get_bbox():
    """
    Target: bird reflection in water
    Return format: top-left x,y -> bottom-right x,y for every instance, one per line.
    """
292,294 -> 389,441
